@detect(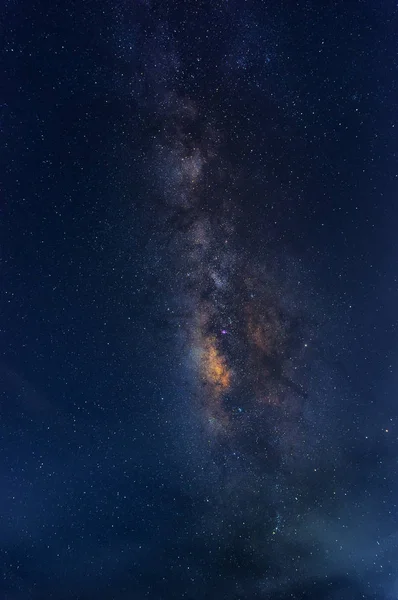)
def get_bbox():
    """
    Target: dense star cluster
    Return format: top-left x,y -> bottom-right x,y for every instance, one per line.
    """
2,0 -> 398,599
146,39 -> 336,475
